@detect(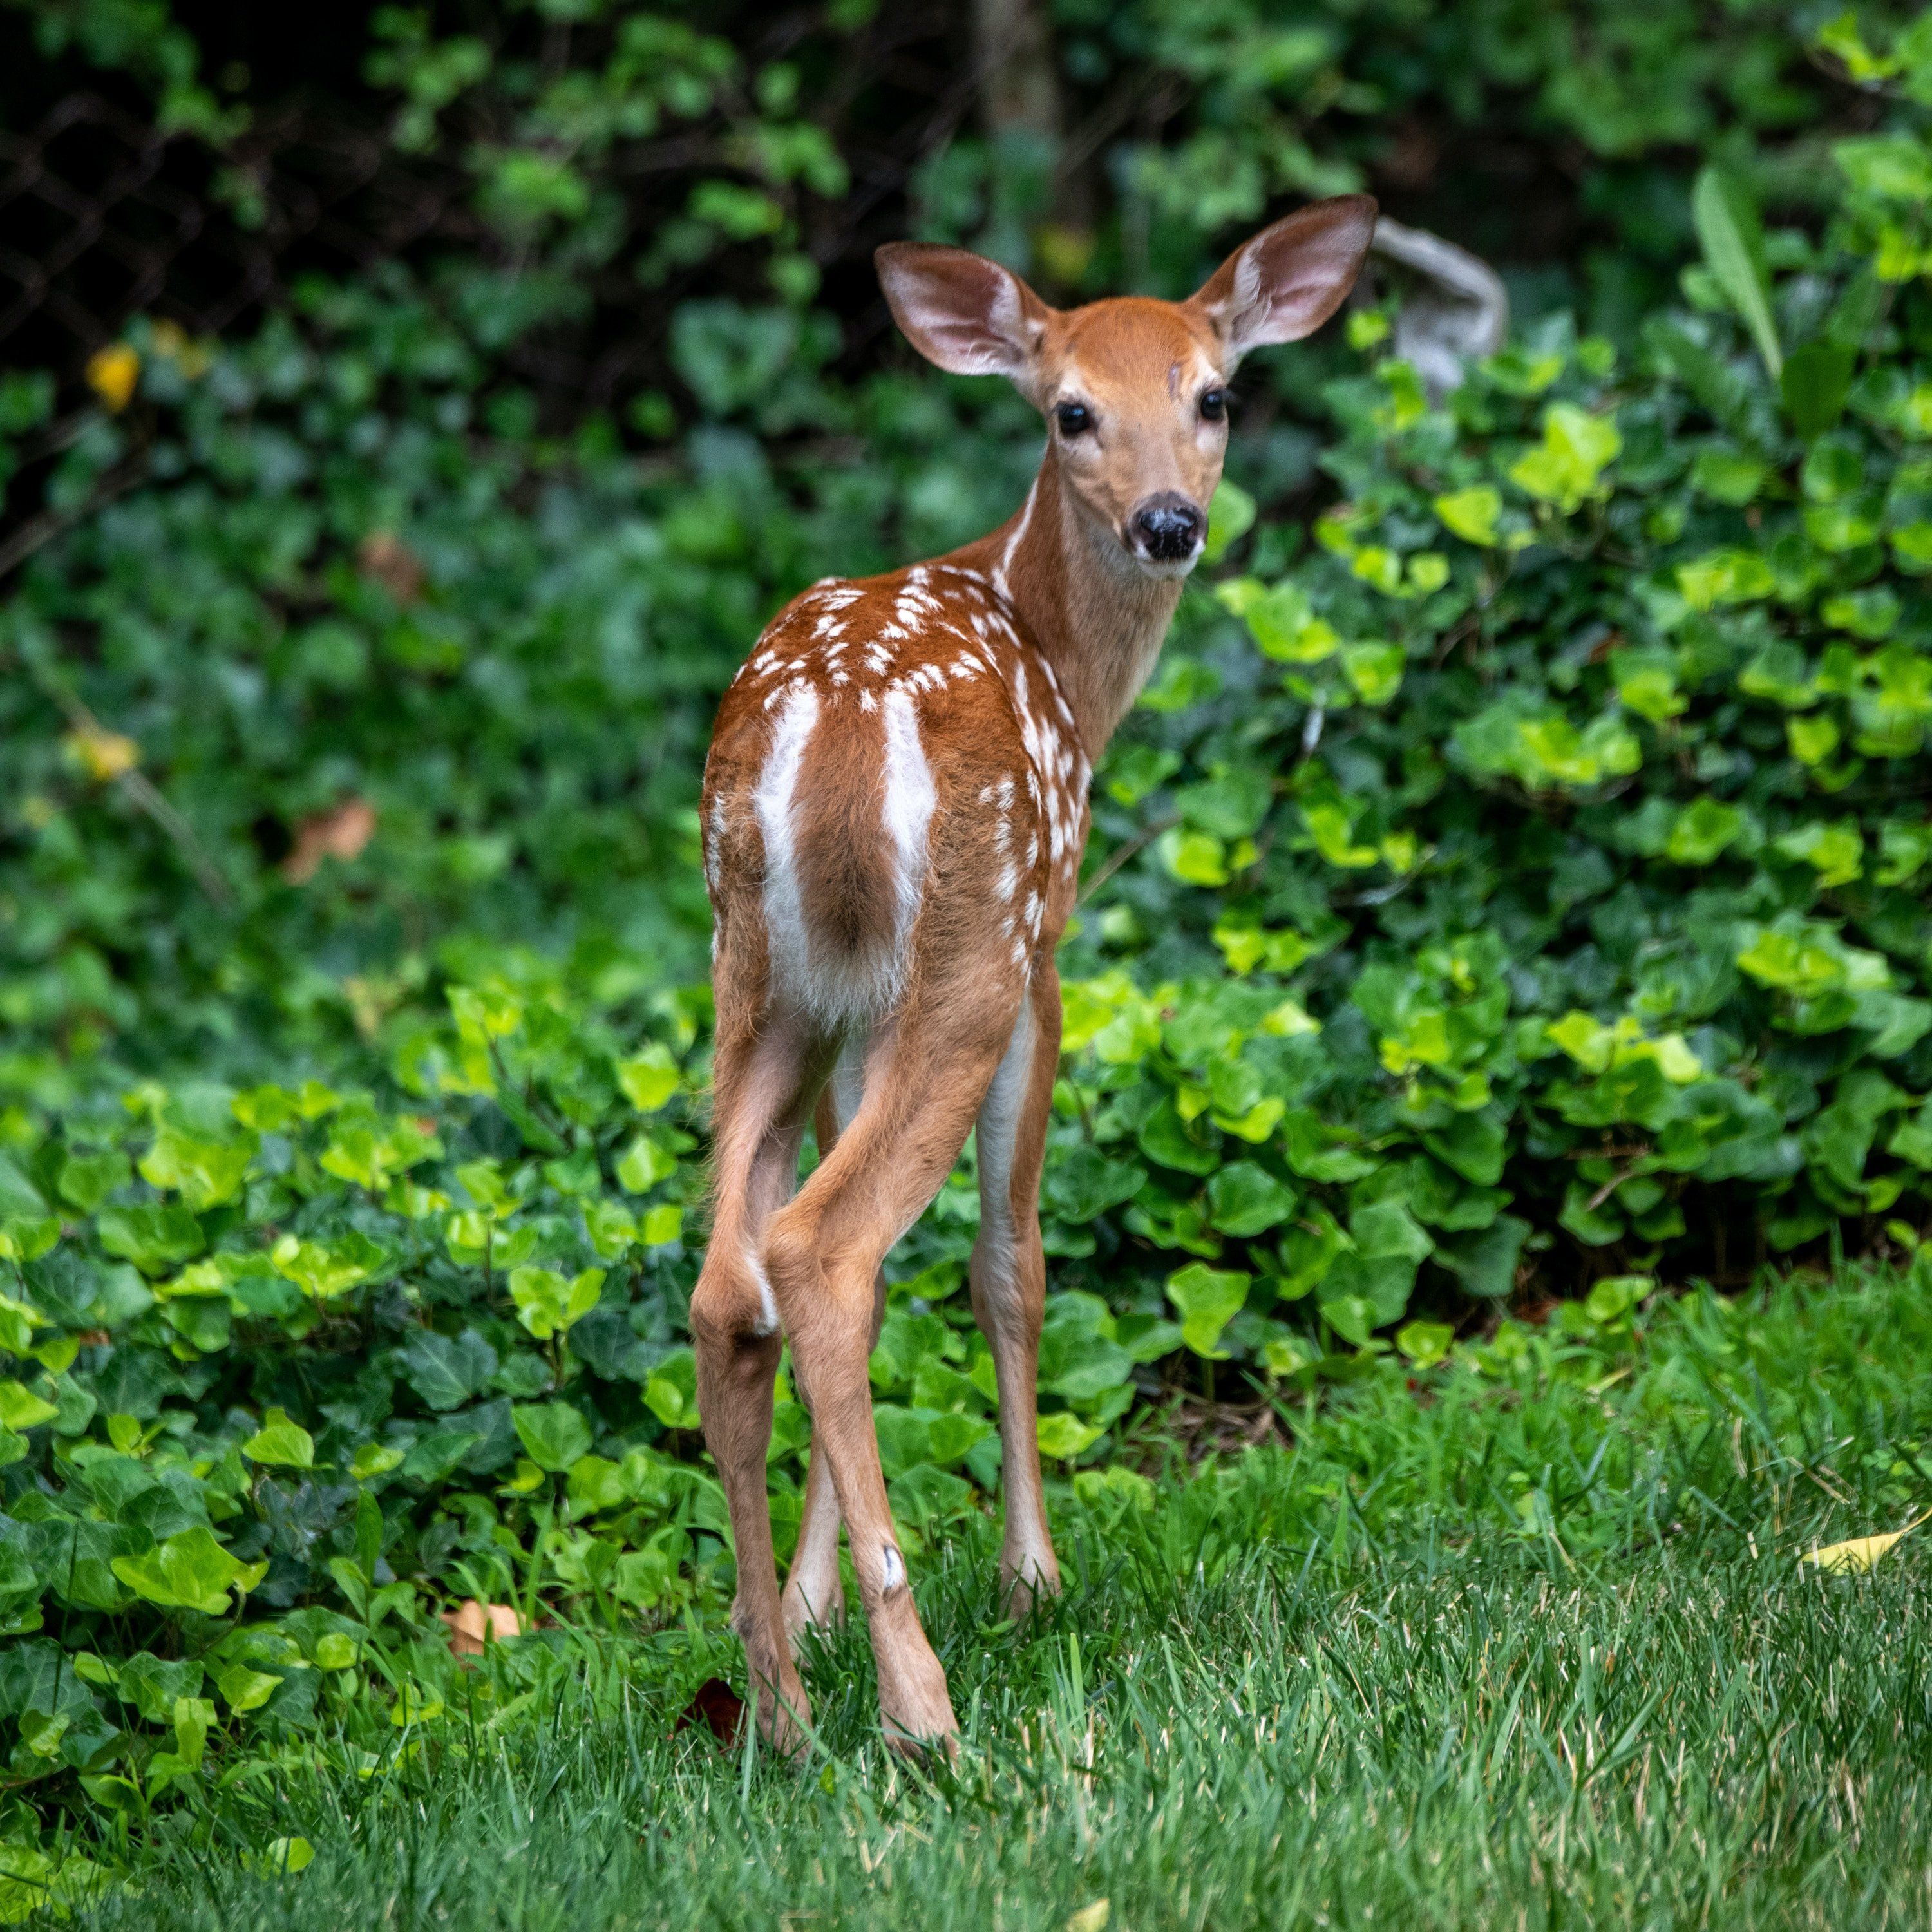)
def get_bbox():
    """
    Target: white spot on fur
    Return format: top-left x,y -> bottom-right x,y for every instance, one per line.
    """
882,688 -> 938,962
747,1250 -> 778,1336
880,1545 -> 905,1592
705,795 -> 726,894
992,480 -> 1037,605
754,681 -> 821,1010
